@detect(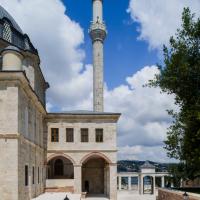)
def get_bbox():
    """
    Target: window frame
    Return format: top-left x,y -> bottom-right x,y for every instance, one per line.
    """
25,165 -> 28,186
81,128 -> 89,143
66,128 -> 74,143
51,128 -> 59,142
32,166 -> 35,184
95,128 -> 104,143
38,167 -> 40,184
